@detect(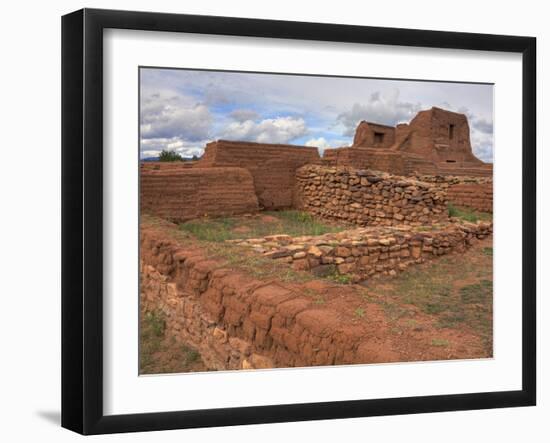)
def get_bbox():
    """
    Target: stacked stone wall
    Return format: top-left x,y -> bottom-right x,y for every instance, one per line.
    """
233,222 -> 492,283
294,165 -> 449,226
